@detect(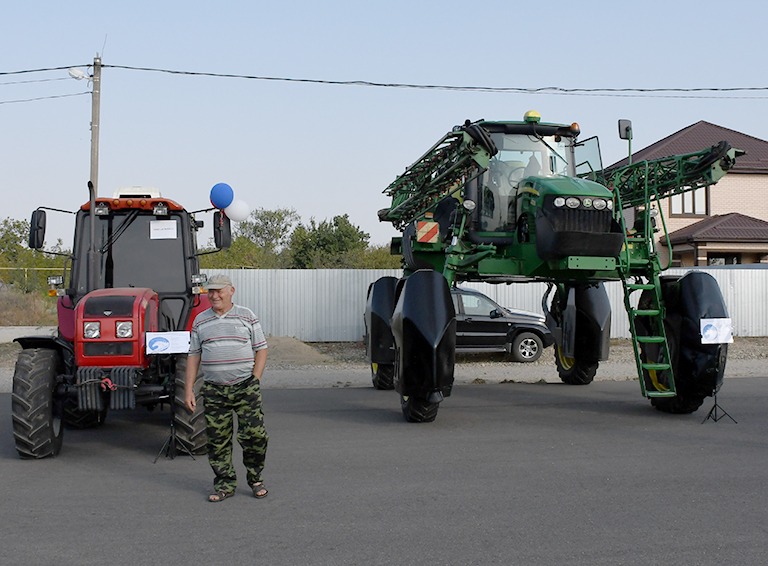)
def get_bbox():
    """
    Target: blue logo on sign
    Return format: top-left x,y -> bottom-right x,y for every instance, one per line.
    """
148,337 -> 171,352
